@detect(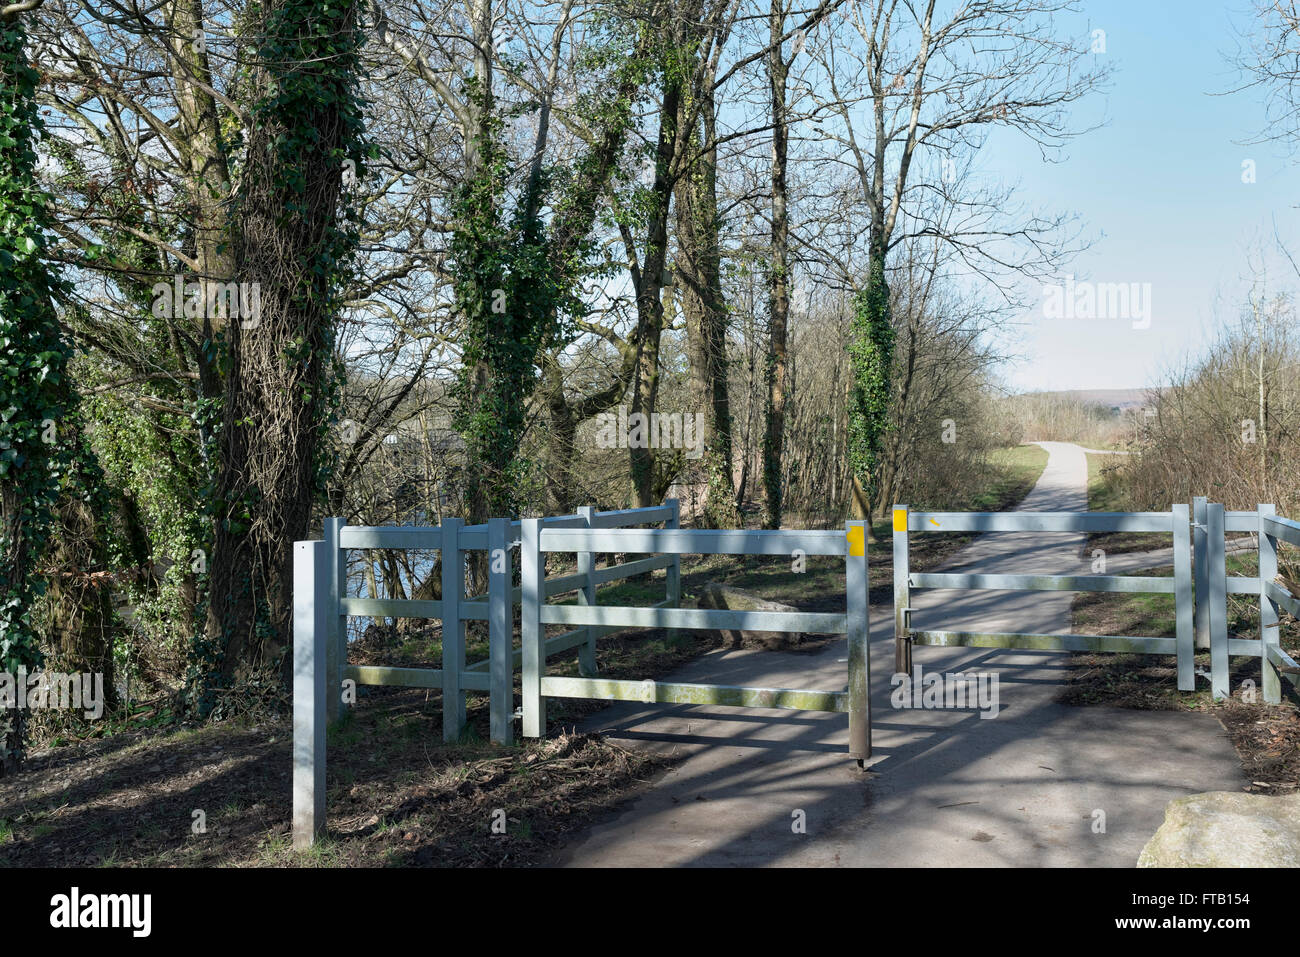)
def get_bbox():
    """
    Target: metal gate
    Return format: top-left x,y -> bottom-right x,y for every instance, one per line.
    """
518,519 -> 870,762
292,507 -> 872,846
891,497 -> 1300,704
